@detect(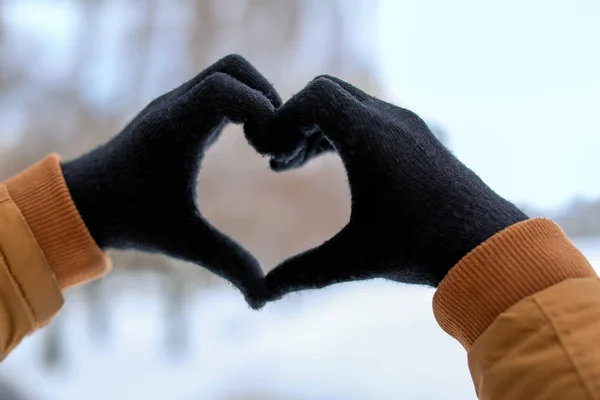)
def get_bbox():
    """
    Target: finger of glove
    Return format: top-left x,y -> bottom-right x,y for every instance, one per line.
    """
269,132 -> 334,171
173,54 -> 281,108
312,75 -> 373,103
319,75 -> 425,127
266,77 -> 369,170
265,226 -> 370,301
212,54 -> 281,108
178,72 -> 275,131
172,215 -> 268,309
